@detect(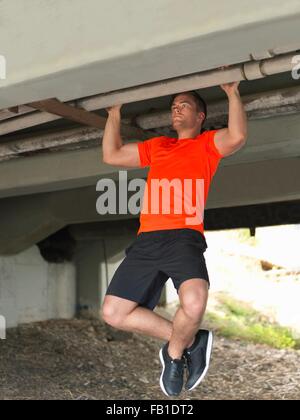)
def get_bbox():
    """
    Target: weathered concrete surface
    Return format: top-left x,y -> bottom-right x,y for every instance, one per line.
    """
1,0 -> 300,109
0,113 -> 300,200
0,152 -> 299,256
0,246 -> 76,328
1,112 -> 300,254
